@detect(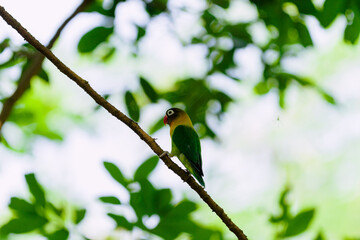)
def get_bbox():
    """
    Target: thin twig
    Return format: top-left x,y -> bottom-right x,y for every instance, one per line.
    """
0,5 -> 248,240
0,0 -> 93,131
